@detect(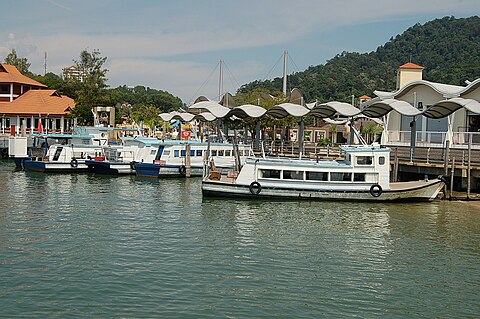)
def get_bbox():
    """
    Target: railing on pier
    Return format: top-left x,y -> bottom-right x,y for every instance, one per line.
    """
386,131 -> 480,149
